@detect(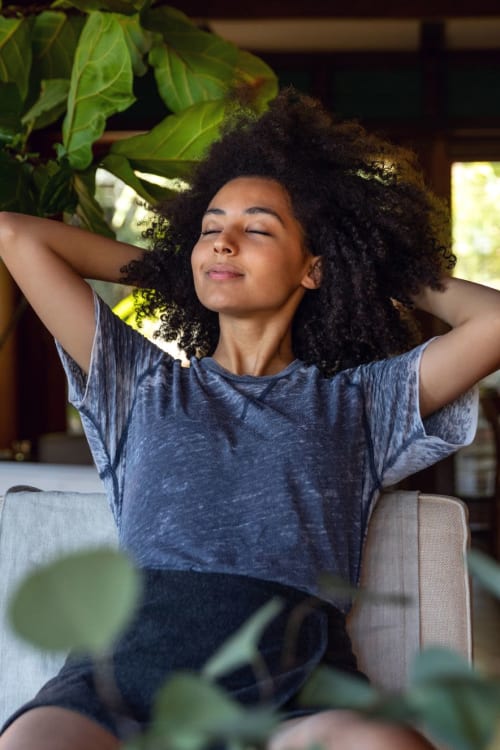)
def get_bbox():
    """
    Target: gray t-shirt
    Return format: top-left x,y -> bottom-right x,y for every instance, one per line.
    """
57,292 -> 478,607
